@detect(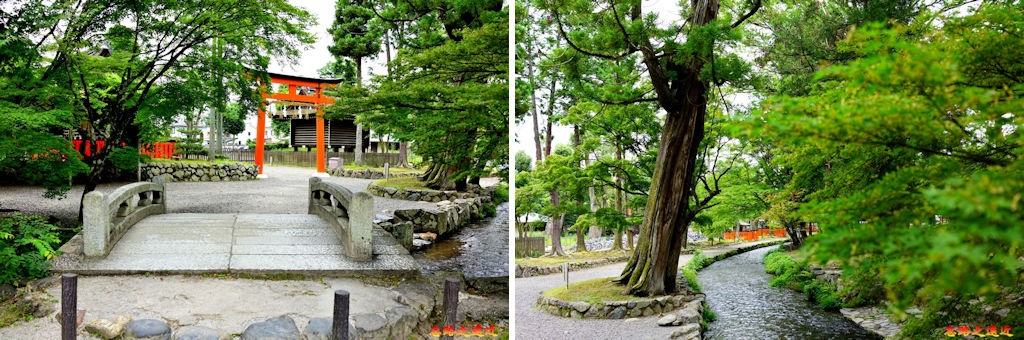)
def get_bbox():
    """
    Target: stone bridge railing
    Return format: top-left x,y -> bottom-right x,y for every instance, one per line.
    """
308,177 -> 373,261
83,176 -> 168,257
